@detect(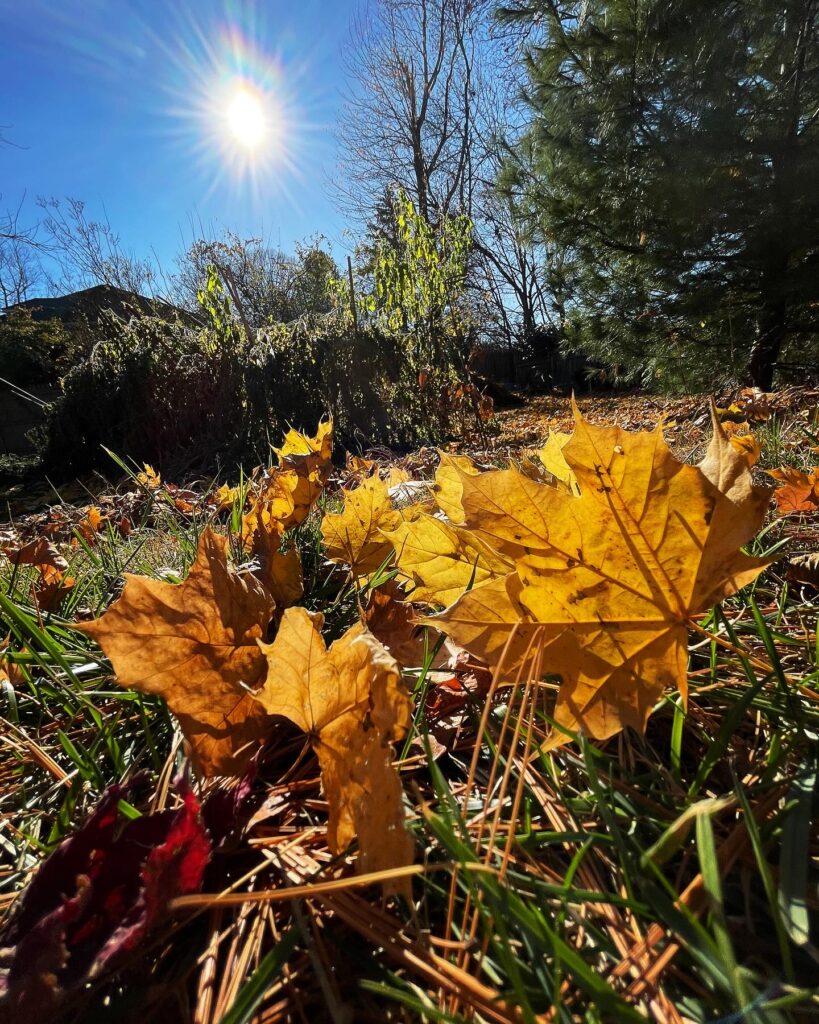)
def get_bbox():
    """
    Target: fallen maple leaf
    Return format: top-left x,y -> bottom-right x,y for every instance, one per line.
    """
0,638 -> 24,689
2,538 -> 75,612
385,511 -> 512,607
422,405 -> 772,745
210,483 -> 239,511
242,419 -> 334,549
766,466 -> 819,514
535,430 -> 579,493
787,552 -> 819,589
77,528 -> 274,776
344,454 -> 378,486
0,780 -> 209,1019
260,546 -> 304,609
364,580 -> 447,669
321,469 -> 418,578
2,537 -> 68,574
433,452 -> 480,524
254,608 -> 413,891
35,572 -> 76,613
77,505 -> 104,544
721,425 -> 761,467
137,463 -> 161,489
274,417 -> 333,464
